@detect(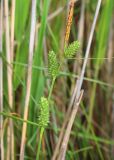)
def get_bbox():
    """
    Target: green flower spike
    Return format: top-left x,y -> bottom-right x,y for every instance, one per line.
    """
38,97 -> 49,128
48,51 -> 59,78
64,41 -> 80,58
